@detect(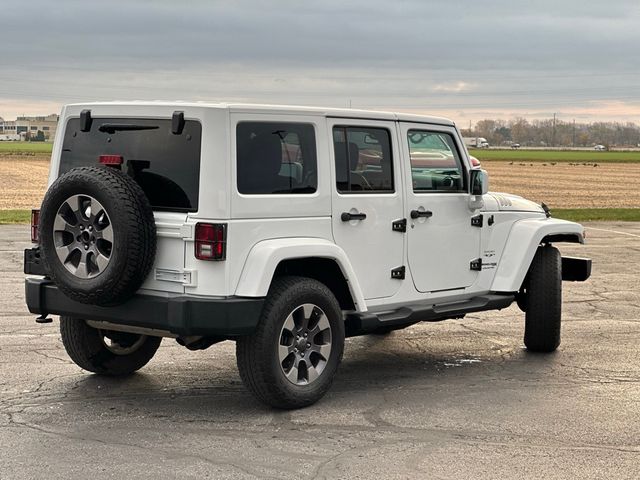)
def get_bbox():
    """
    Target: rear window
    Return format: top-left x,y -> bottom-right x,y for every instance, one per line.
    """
59,117 -> 202,212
